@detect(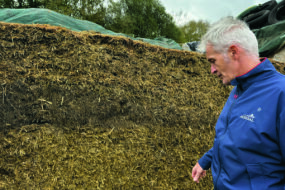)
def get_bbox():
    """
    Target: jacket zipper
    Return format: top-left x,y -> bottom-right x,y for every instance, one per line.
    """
214,87 -> 239,189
